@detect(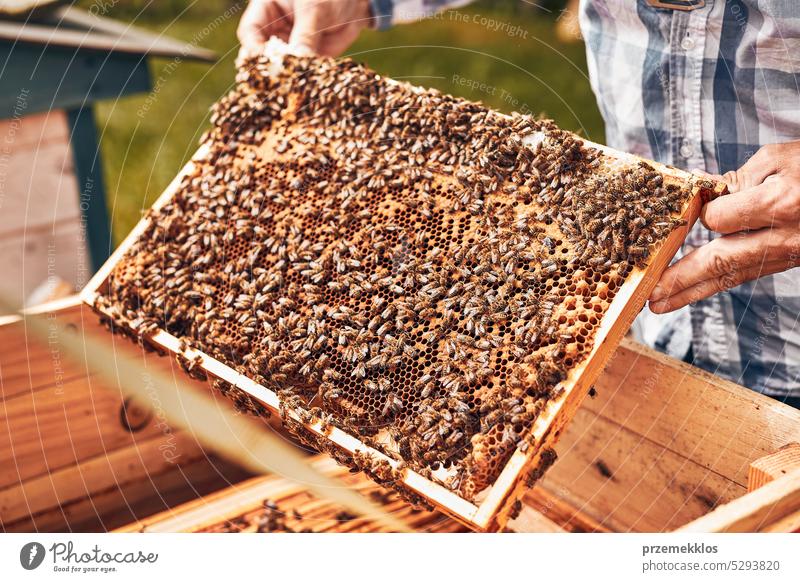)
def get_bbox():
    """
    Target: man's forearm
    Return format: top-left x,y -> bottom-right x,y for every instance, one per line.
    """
370,0 -> 474,30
